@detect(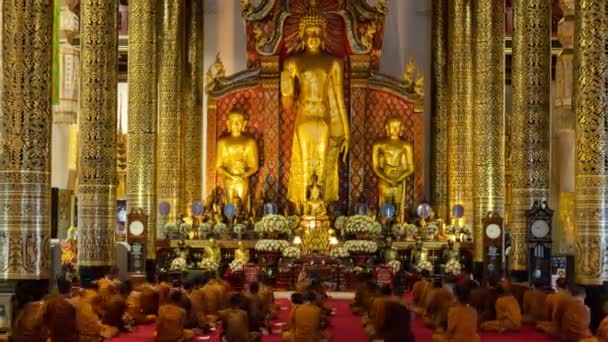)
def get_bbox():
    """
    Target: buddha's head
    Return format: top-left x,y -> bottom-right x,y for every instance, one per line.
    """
237,241 -> 244,248
209,238 -> 216,246
227,111 -> 247,137
385,117 -> 403,138
299,0 -> 326,52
